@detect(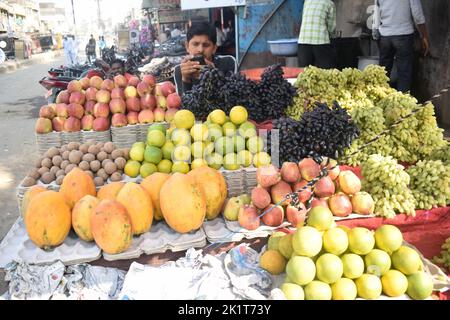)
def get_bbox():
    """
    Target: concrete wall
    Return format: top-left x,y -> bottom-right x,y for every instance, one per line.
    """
412,0 -> 450,129
416,0 -> 450,93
